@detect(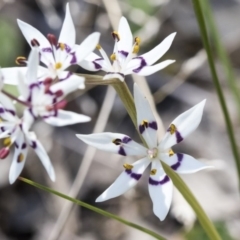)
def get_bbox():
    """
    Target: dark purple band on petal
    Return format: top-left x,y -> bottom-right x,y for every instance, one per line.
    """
176,131 -> 183,143
22,143 -> 27,149
42,47 -> 53,53
132,57 -> 147,73
171,153 -> 183,170
0,108 -> 4,113
149,175 -> 170,185
118,146 -> 126,156
122,136 -> 131,144
59,72 -> 73,81
56,43 -> 71,53
15,142 -> 19,149
70,52 -> 77,64
125,169 -> 142,180
118,50 -> 128,57
139,121 -> 157,134
30,141 -> 37,149
149,121 -> 158,130
6,109 -> 15,116
1,127 -> 5,132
